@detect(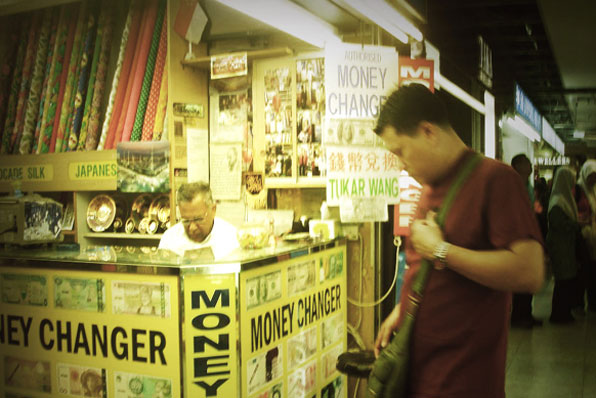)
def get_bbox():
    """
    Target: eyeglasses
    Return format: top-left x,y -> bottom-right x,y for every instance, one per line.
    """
180,213 -> 209,225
